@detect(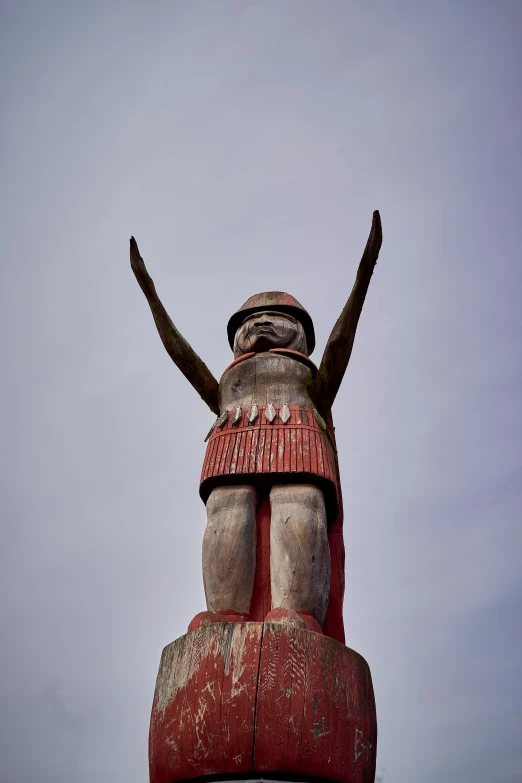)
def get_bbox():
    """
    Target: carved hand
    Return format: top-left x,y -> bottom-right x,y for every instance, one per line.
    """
360,210 -> 382,274
130,236 -> 158,303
